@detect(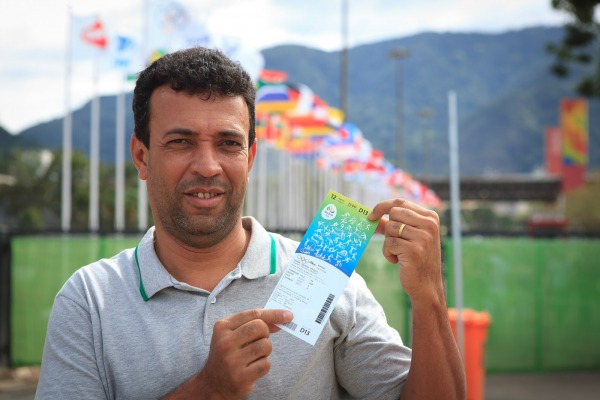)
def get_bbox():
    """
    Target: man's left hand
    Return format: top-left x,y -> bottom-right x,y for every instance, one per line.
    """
368,198 -> 444,304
